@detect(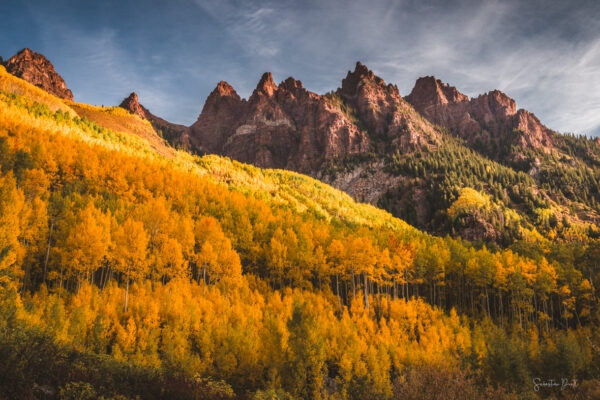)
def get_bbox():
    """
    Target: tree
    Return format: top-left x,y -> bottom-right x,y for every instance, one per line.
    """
267,228 -> 288,290
0,174 -> 23,289
113,218 -> 148,312
283,301 -> 326,399
346,237 -> 375,310
327,239 -> 346,310
154,237 -> 187,282
194,217 -> 242,290
60,203 -> 111,289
